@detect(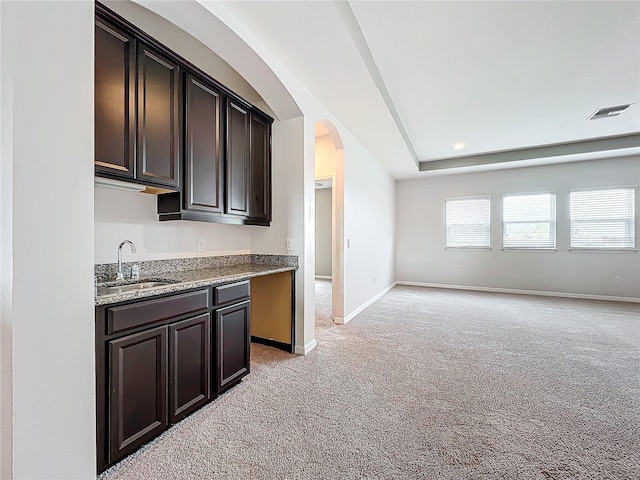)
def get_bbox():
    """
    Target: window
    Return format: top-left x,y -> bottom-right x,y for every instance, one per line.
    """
445,196 -> 491,248
570,187 -> 636,249
502,193 -> 556,249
